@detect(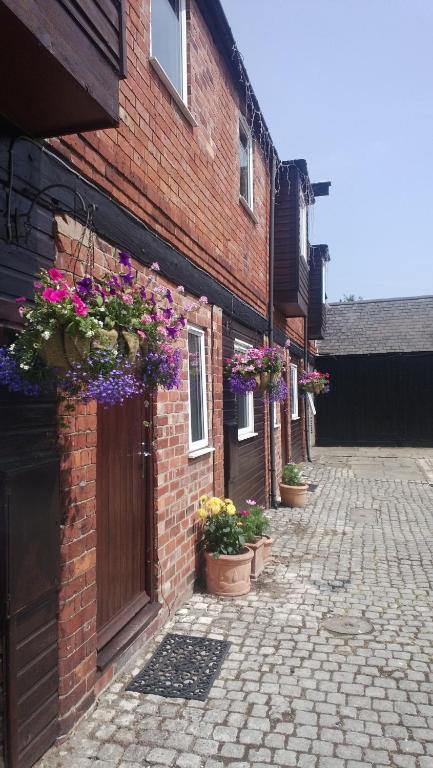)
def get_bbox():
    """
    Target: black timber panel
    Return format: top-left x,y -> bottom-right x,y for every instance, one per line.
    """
316,353 -> 433,447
